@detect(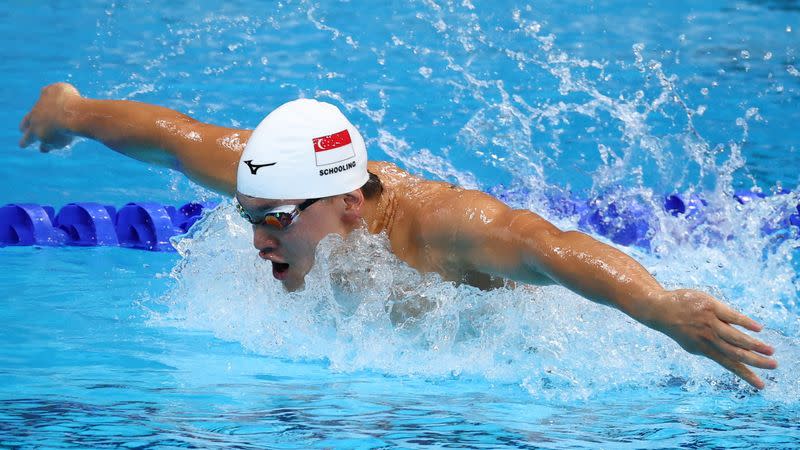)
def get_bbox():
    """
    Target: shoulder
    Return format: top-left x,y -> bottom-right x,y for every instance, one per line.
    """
367,160 -> 556,238
411,183 -> 560,252
367,160 -> 472,202
399,179 -> 516,249
367,160 -> 420,184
